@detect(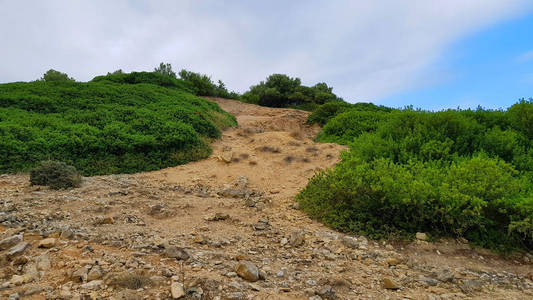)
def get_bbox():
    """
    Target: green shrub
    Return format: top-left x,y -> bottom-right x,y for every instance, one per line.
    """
40,69 -> 75,82
178,69 -> 239,99
30,160 -> 82,189
0,80 -> 237,175
91,71 -> 195,93
300,101 -> 533,250
242,74 -> 341,109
